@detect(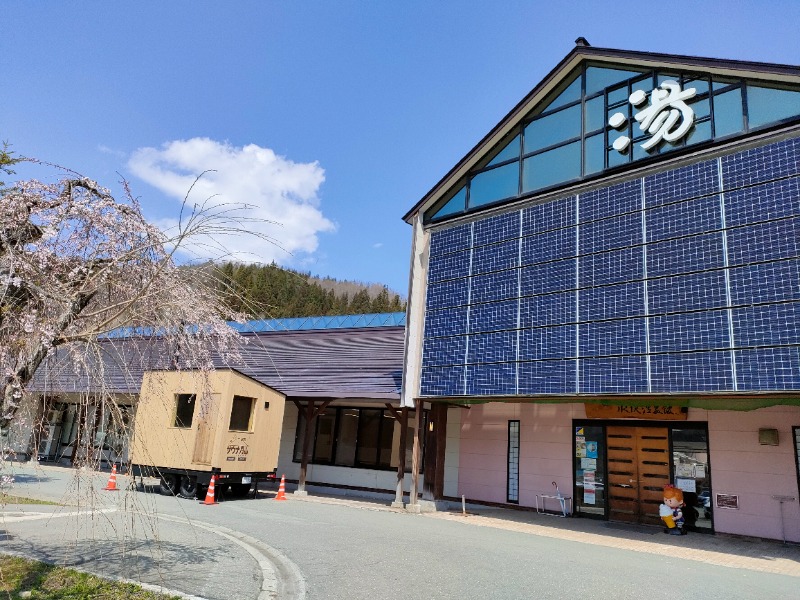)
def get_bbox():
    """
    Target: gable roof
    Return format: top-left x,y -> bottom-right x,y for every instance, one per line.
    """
403,40 -> 800,223
29,314 -> 405,401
